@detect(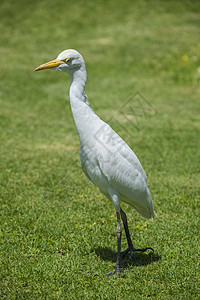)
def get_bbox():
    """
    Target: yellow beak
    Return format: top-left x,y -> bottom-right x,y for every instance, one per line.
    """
34,59 -> 64,71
